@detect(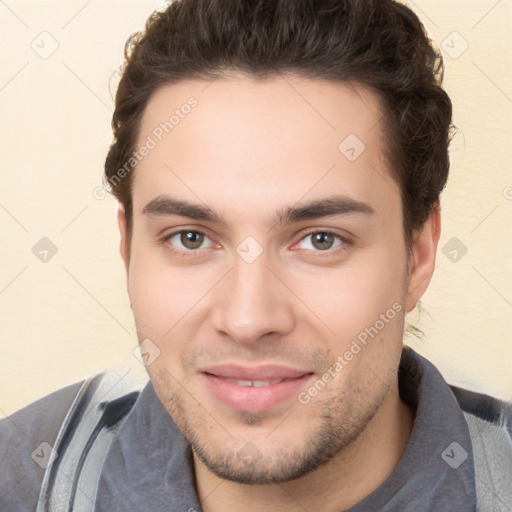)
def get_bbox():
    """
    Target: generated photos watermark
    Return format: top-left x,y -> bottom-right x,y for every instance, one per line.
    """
298,302 -> 403,405
93,96 -> 198,200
